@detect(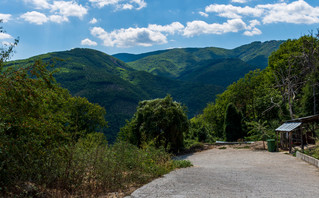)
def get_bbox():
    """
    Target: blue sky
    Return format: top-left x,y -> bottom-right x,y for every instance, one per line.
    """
1,0 -> 319,60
